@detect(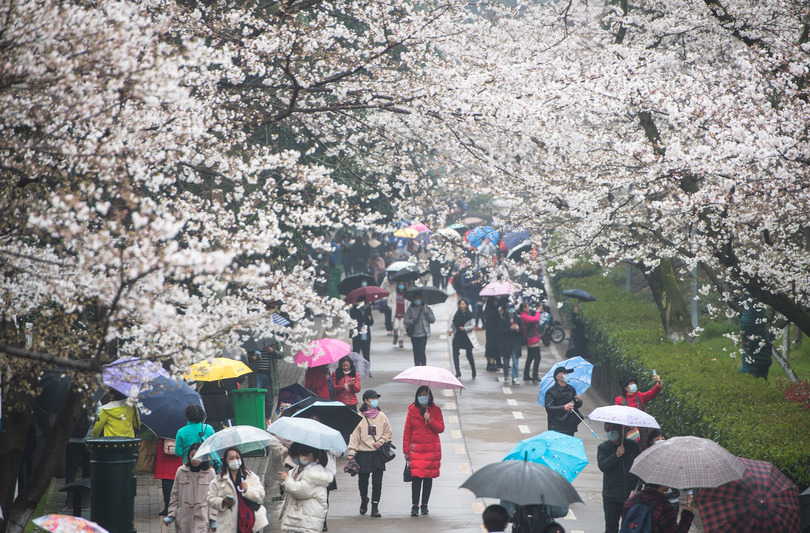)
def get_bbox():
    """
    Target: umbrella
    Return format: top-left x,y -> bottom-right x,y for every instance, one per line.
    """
102,356 -> 169,397
408,223 -> 430,233
185,357 -> 252,382
467,226 -> 500,249
800,486 -> 810,531
403,286 -> 448,305
386,260 -> 414,272
436,228 -> 462,241
629,435 -> 747,489
393,228 -> 419,239
194,425 -> 273,460
461,216 -> 484,226
502,229 -> 531,250
537,357 -> 593,407
393,365 -> 465,390
270,313 -> 291,327
344,286 -> 389,304
35,373 -> 104,414
699,457 -> 801,533
294,339 -> 351,368
138,376 -> 204,439
459,460 -> 583,507
561,289 -> 597,302
389,264 -> 420,282
33,515 -> 109,533
503,431 -> 588,482
448,223 -> 469,235
337,274 -> 375,295
267,416 -> 347,453
587,405 -> 660,429
328,351 -> 371,381
507,241 -> 533,260
282,398 -> 363,438
276,383 -> 316,414
480,281 -> 520,297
